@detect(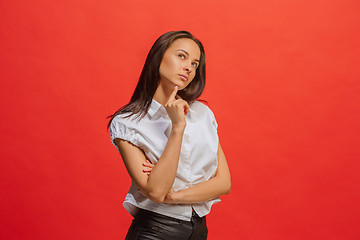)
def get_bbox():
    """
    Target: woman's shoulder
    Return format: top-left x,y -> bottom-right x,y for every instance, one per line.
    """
110,112 -> 141,130
190,100 -> 217,127
191,100 -> 215,115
